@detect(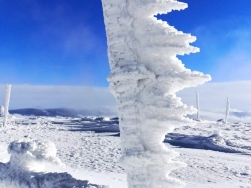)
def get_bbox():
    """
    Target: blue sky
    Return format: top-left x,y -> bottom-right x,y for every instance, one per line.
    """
0,0 -> 251,86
